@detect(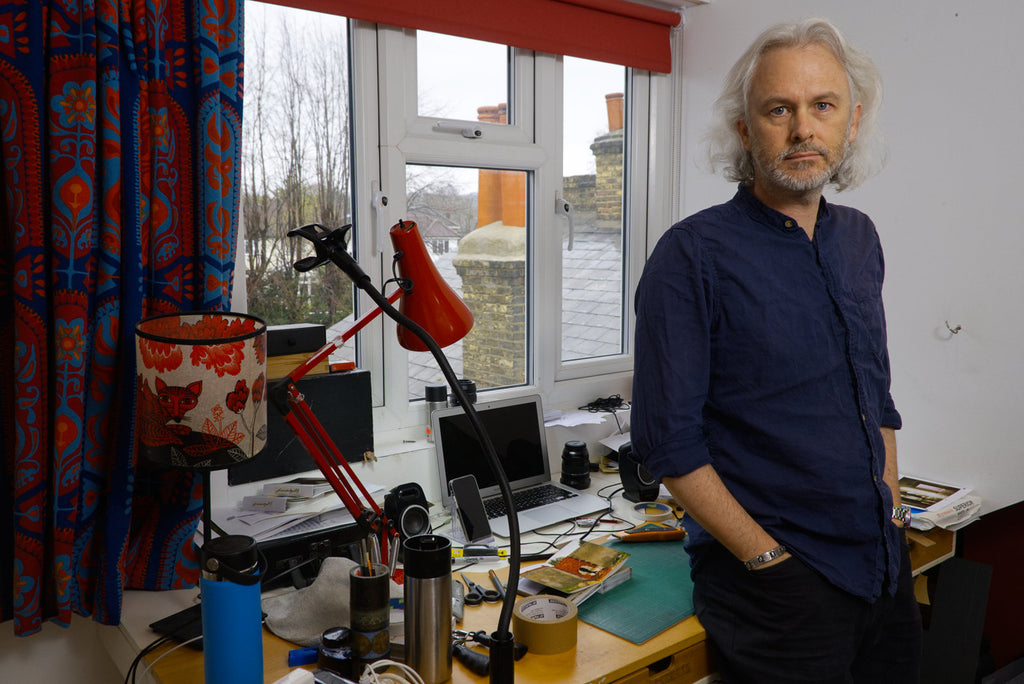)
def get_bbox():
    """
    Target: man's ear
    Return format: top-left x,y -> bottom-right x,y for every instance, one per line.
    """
736,118 -> 752,151
848,102 -> 862,144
